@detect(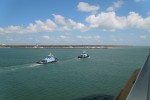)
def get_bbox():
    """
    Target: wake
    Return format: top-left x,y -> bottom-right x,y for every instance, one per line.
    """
0,63 -> 41,73
57,58 -> 78,64
57,57 -> 91,64
0,57 -> 93,73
